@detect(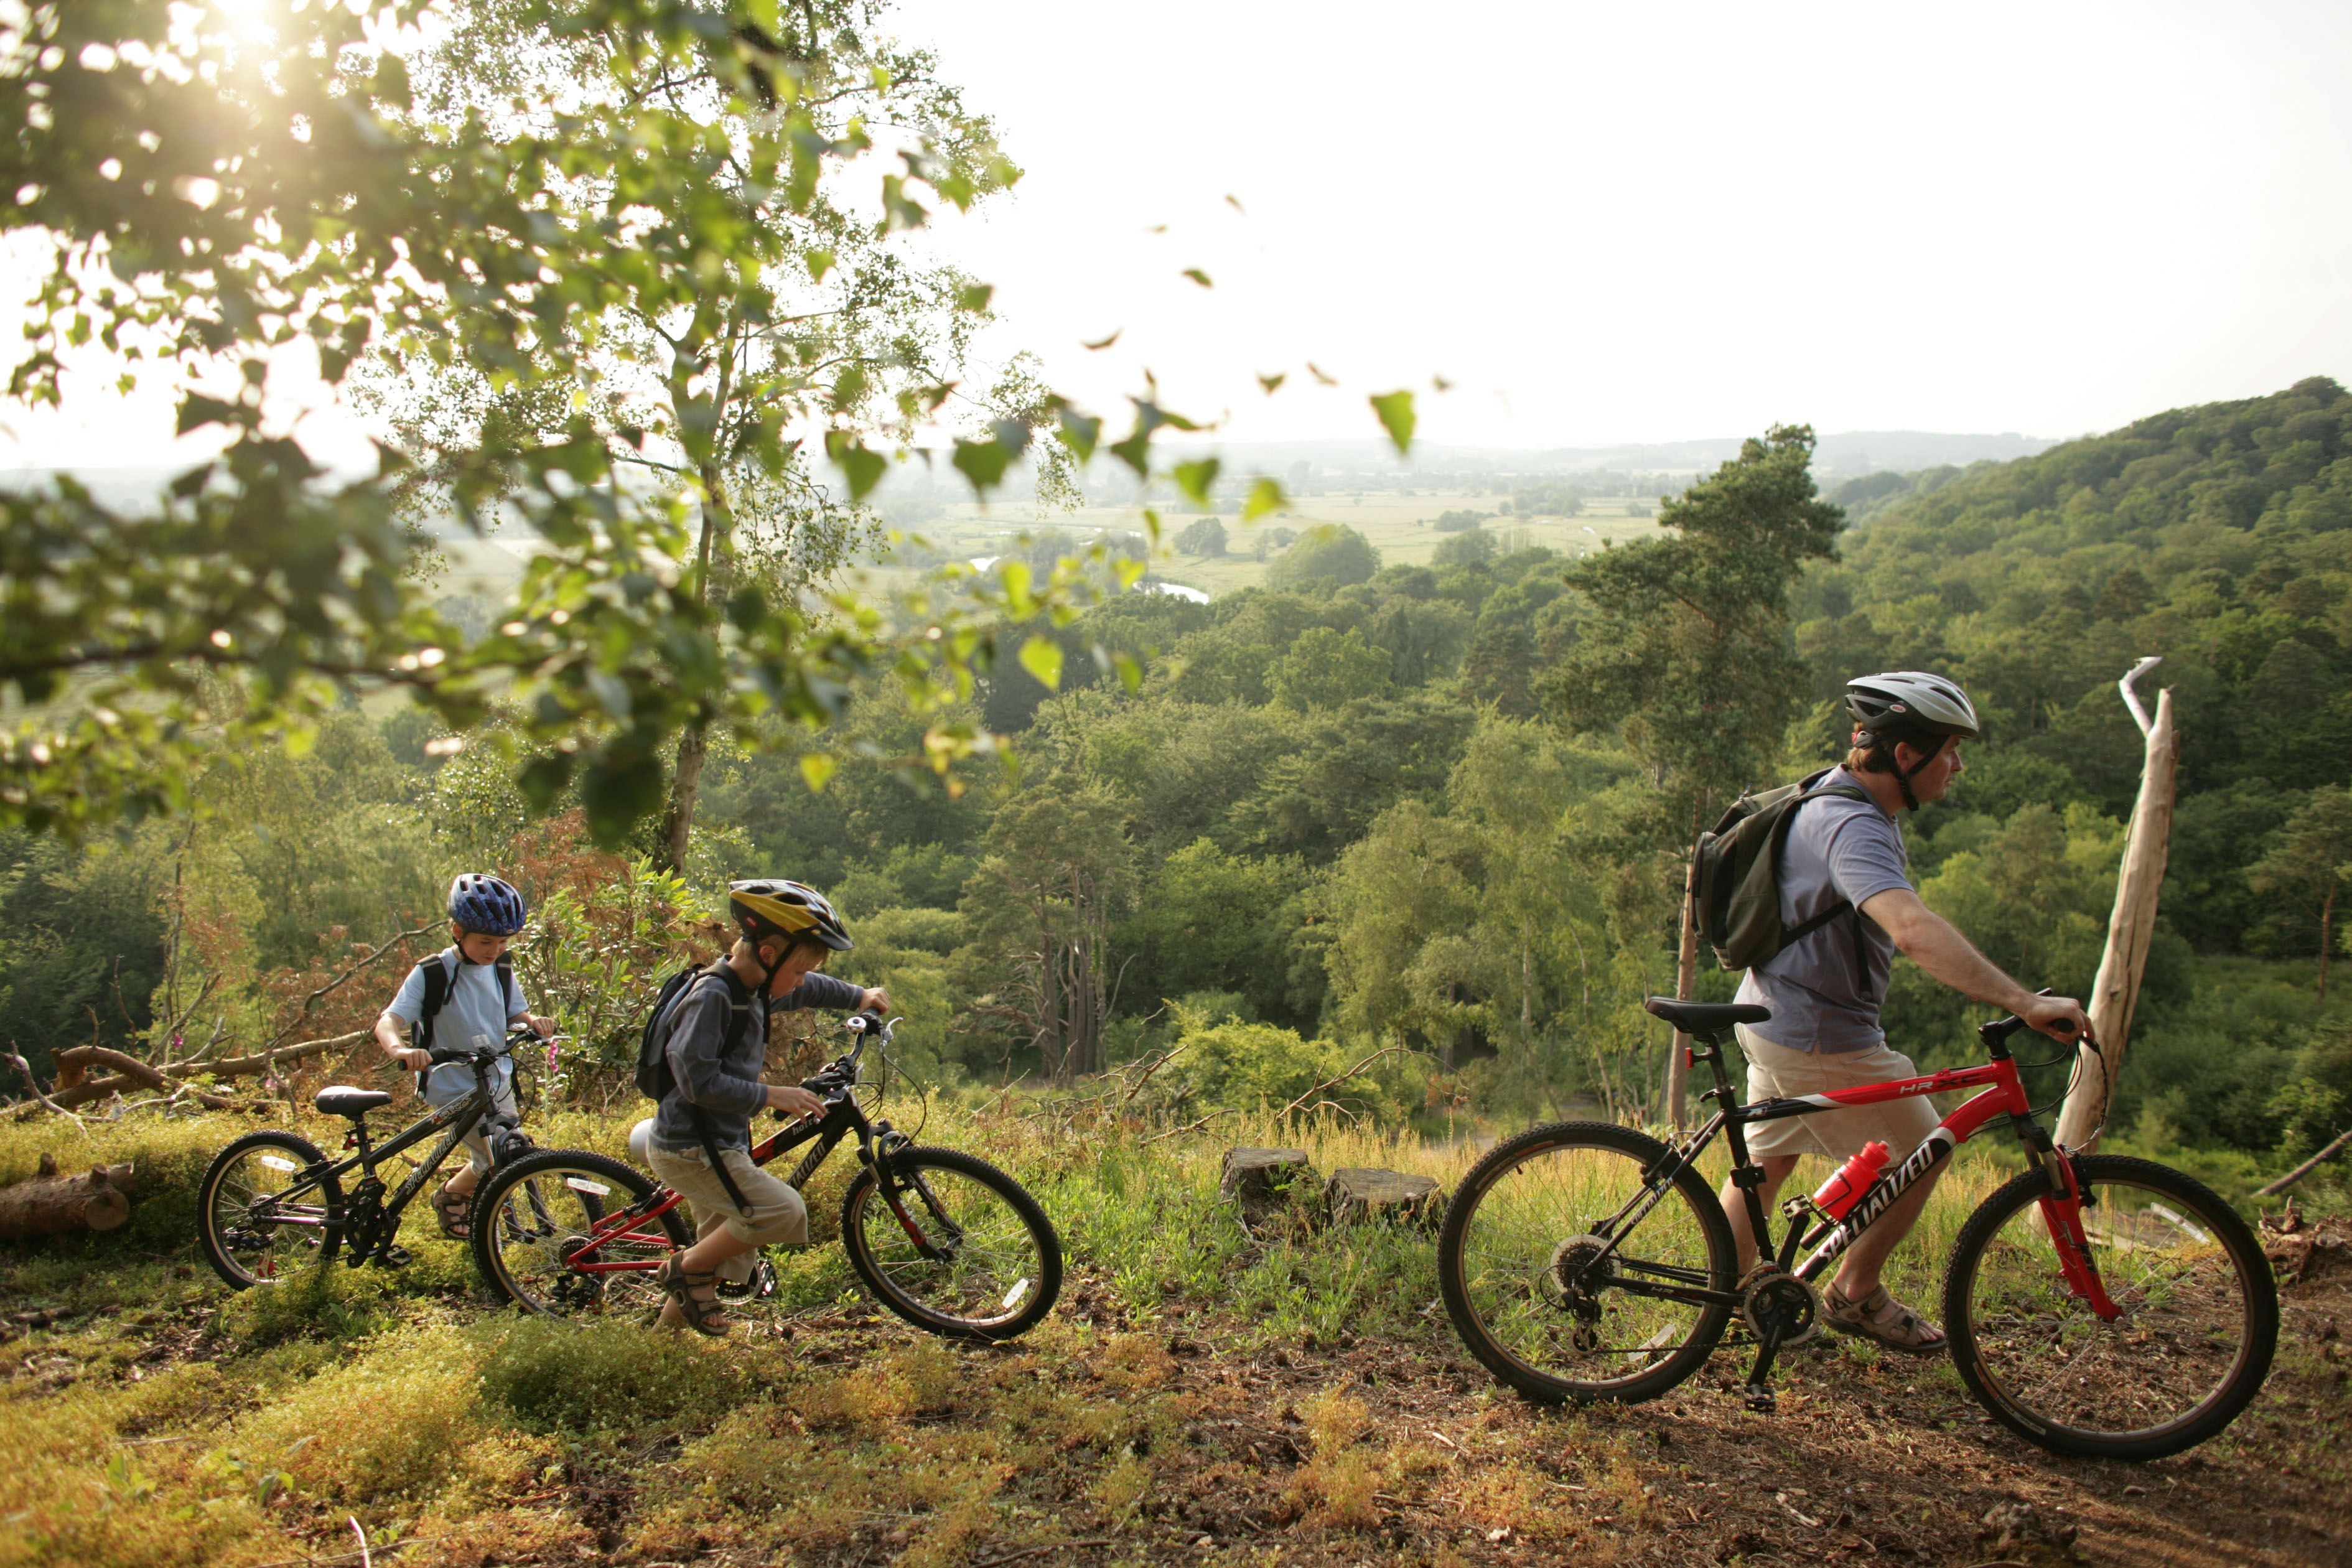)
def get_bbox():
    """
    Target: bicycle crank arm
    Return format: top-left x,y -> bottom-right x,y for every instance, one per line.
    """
1743,1327 -> 1785,1414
